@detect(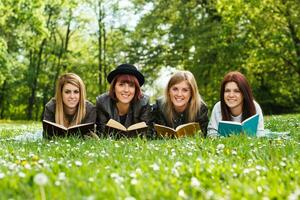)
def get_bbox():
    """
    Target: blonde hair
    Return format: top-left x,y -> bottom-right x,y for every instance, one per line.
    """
55,73 -> 86,127
162,70 -> 203,125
